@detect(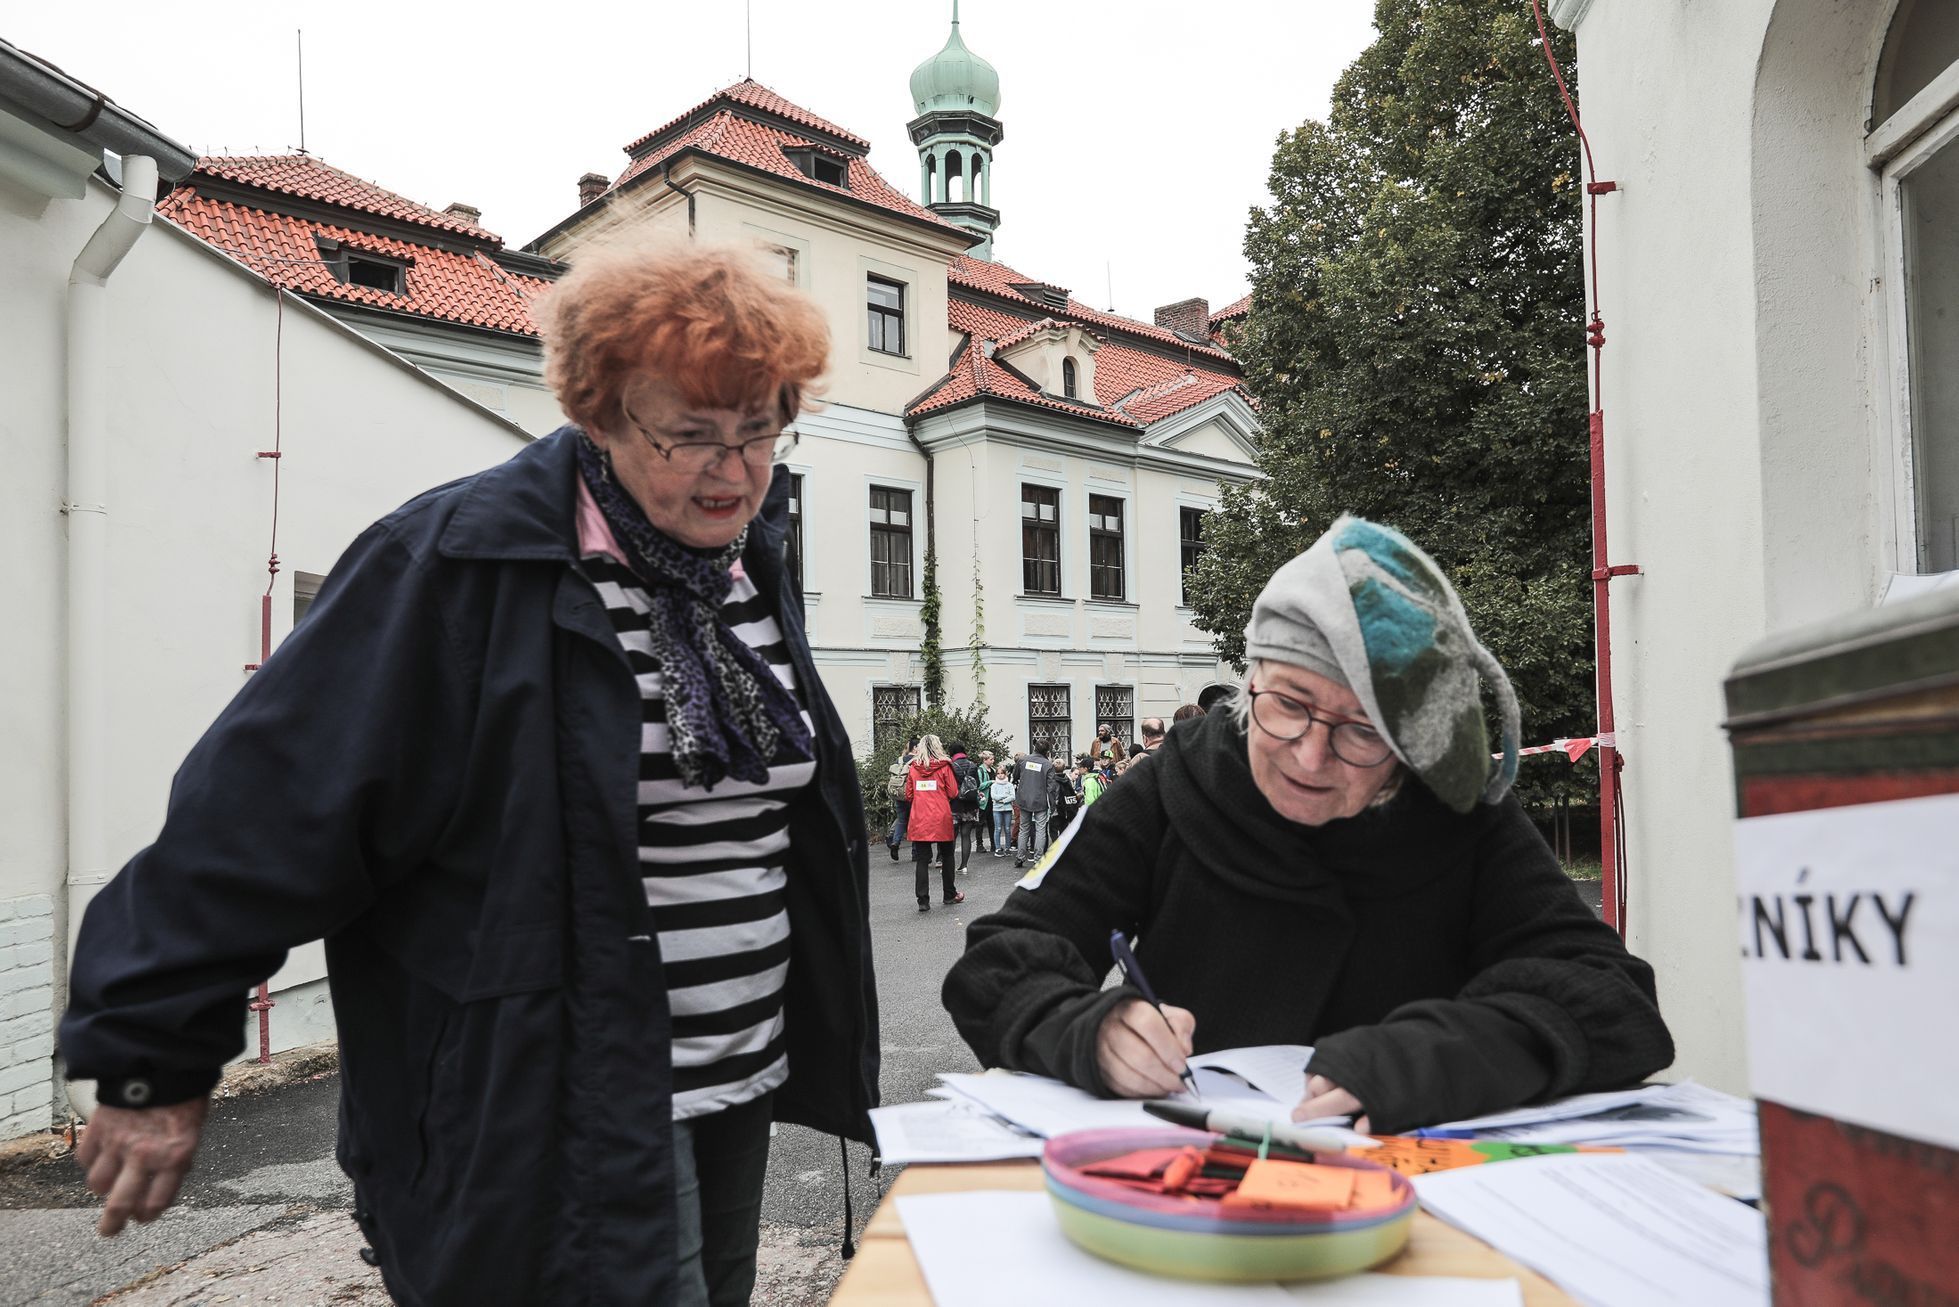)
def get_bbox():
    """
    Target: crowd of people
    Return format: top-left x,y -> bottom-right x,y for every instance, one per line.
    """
881,707 -> 1210,908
